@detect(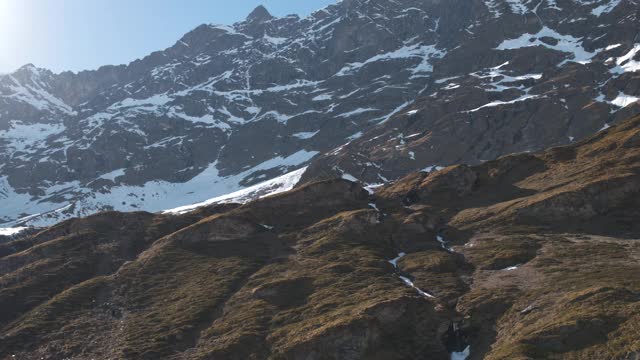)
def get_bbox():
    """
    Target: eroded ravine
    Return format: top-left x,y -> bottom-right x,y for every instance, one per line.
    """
438,232 -> 472,360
